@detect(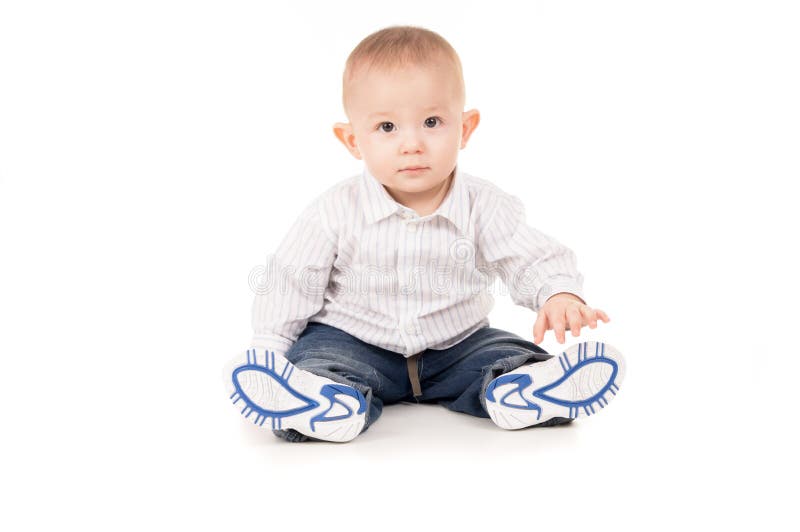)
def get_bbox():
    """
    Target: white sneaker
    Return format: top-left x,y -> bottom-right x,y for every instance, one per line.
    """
484,341 -> 625,430
225,348 -> 367,443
